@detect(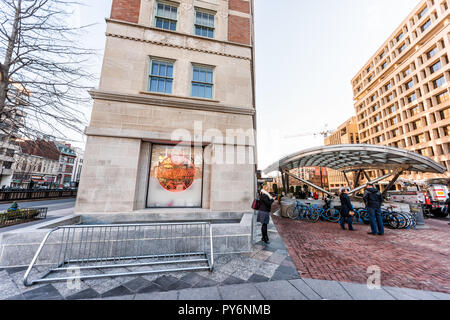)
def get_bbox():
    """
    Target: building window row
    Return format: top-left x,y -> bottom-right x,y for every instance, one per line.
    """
148,58 -> 214,99
154,2 -> 215,39
353,0 -> 448,89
